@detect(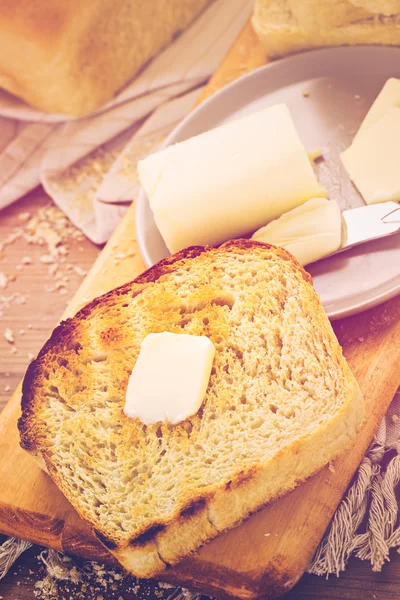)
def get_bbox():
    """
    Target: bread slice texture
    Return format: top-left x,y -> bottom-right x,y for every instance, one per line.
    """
252,0 -> 400,58
19,240 -> 364,578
